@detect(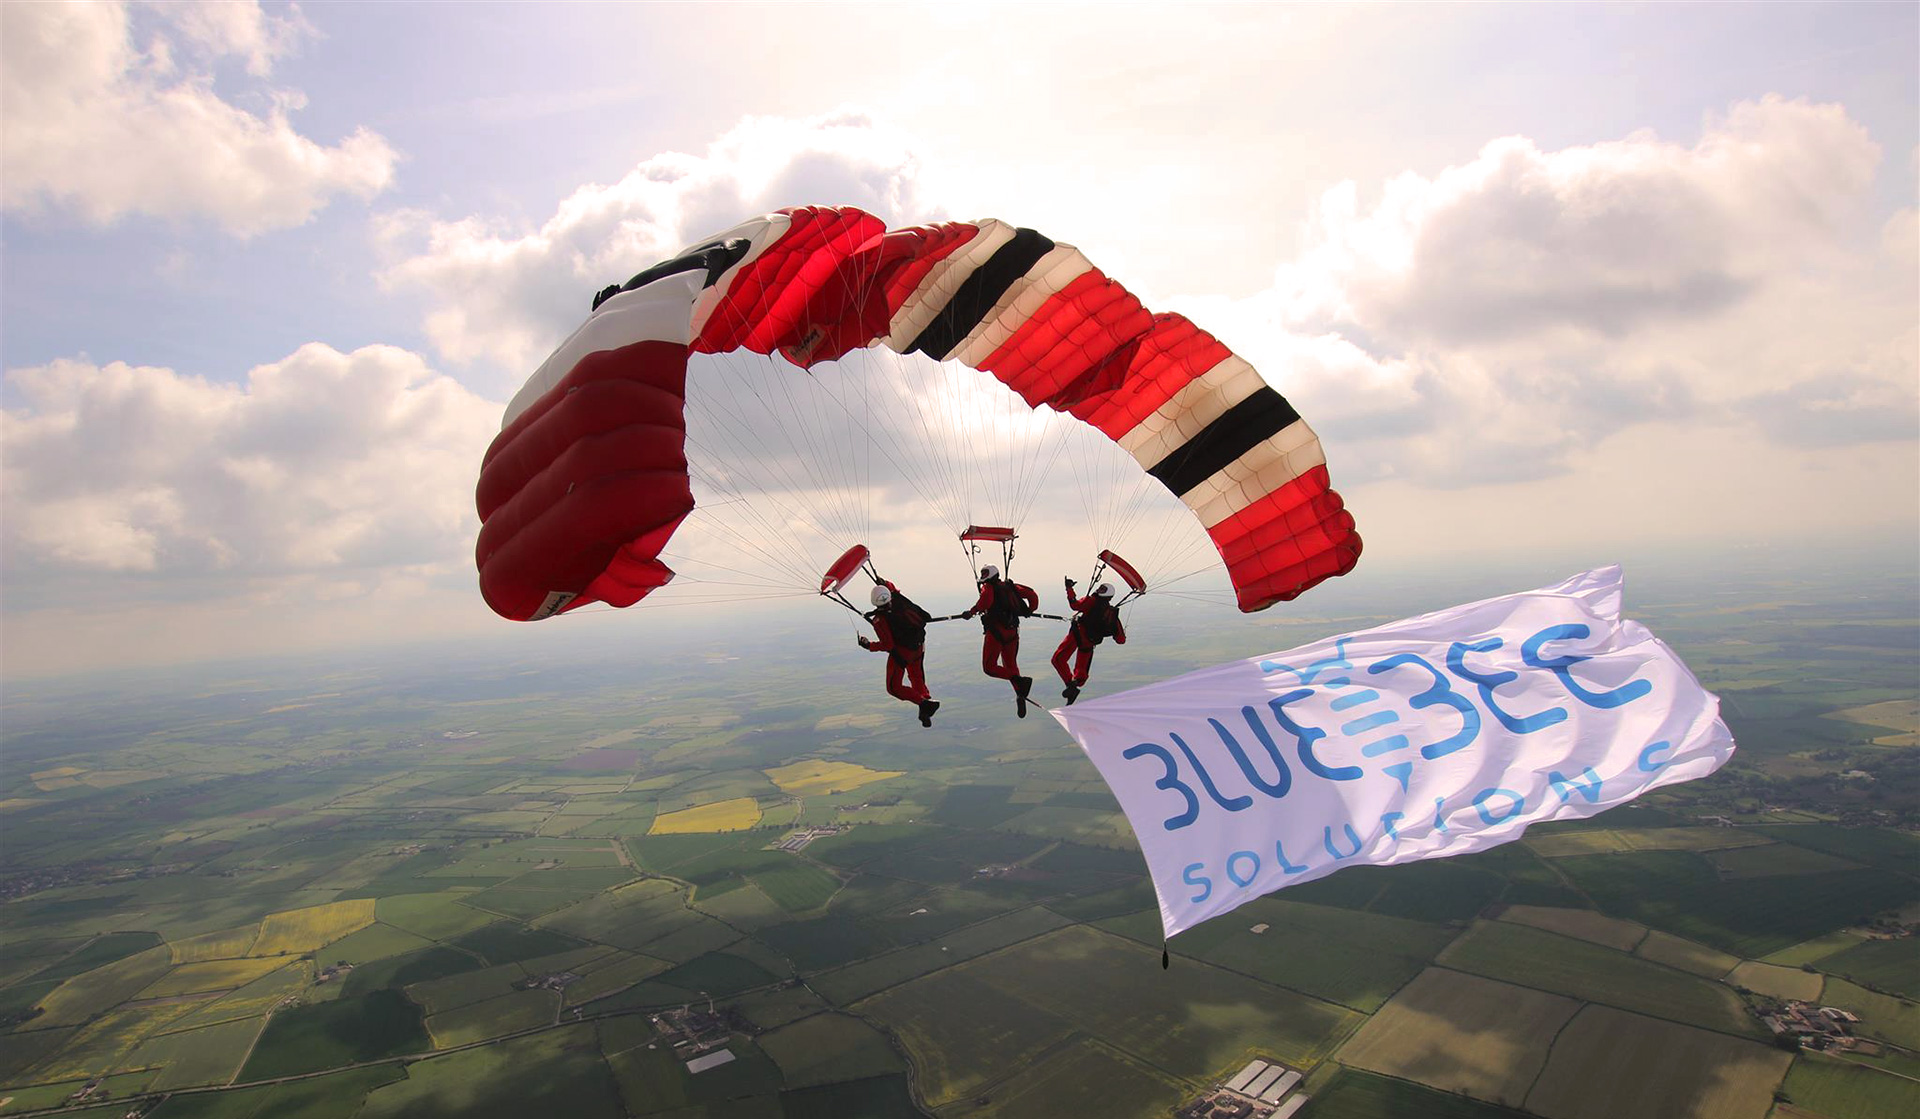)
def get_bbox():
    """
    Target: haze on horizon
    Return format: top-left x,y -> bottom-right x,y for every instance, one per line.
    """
2,1 -> 1915,681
